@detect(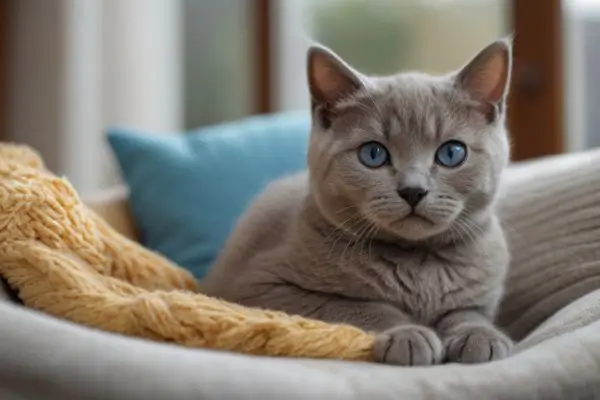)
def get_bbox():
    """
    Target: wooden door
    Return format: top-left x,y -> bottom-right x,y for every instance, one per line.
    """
509,0 -> 564,161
